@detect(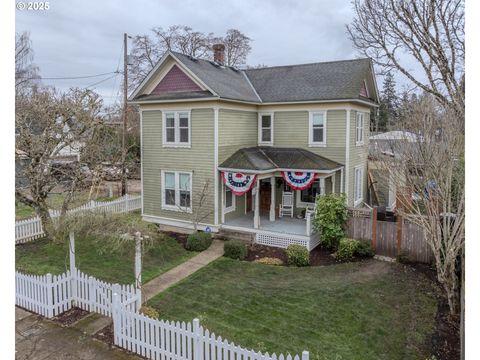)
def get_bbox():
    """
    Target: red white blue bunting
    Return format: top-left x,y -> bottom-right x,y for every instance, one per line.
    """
282,171 -> 317,190
222,172 -> 257,196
